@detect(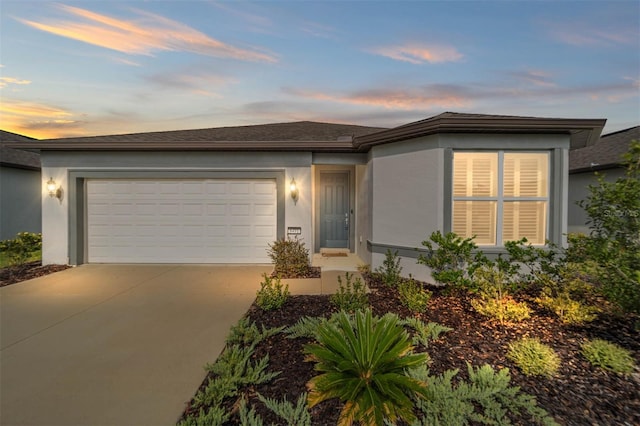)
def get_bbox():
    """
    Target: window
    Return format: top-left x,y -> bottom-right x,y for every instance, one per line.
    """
452,151 -> 549,245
